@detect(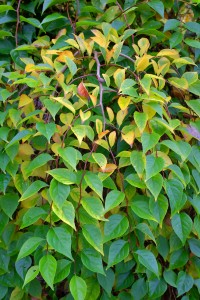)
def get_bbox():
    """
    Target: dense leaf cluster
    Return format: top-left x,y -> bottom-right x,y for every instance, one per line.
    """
0,0 -> 200,299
